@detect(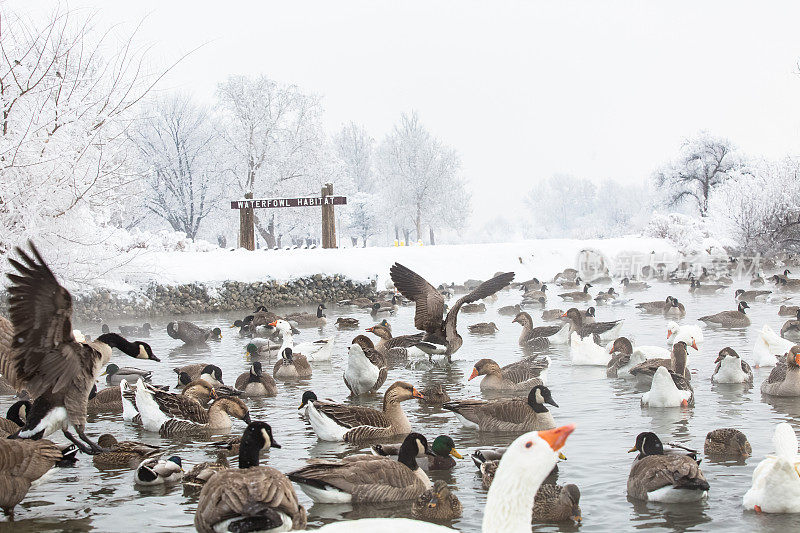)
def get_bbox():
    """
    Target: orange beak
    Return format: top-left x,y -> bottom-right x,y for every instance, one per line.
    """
561,311 -> 568,318
468,367 -> 479,380
795,353 -> 800,366
691,339 -> 698,351
609,347 -> 615,354
667,330 -> 672,339
538,424 -> 575,452
681,399 -> 688,407
268,320 -> 277,327
412,387 -> 424,399
366,327 -> 374,332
